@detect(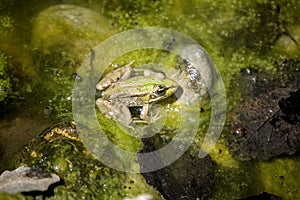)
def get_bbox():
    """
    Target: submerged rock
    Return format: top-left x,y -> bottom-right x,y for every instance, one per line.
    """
32,4 -> 114,65
230,87 -> 300,160
139,135 -> 214,199
0,166 -> 60,194
272,26 -> 300,58
28,4 -> 116,119
171,44 -> 214,105
229,59 -> 300,160
239,192 -> 282,200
